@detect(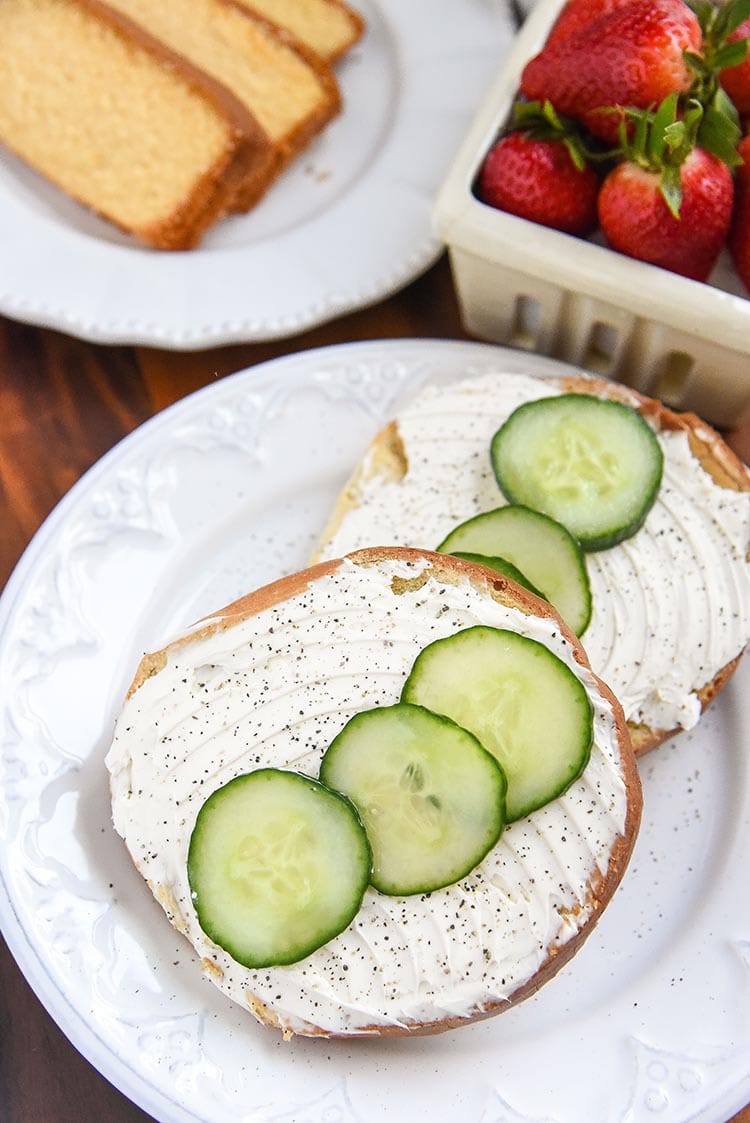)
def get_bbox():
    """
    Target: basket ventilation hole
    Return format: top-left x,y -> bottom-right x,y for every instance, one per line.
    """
582,322 -> 620,374
652,351 -> 694,406
510,295 -> 542,349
